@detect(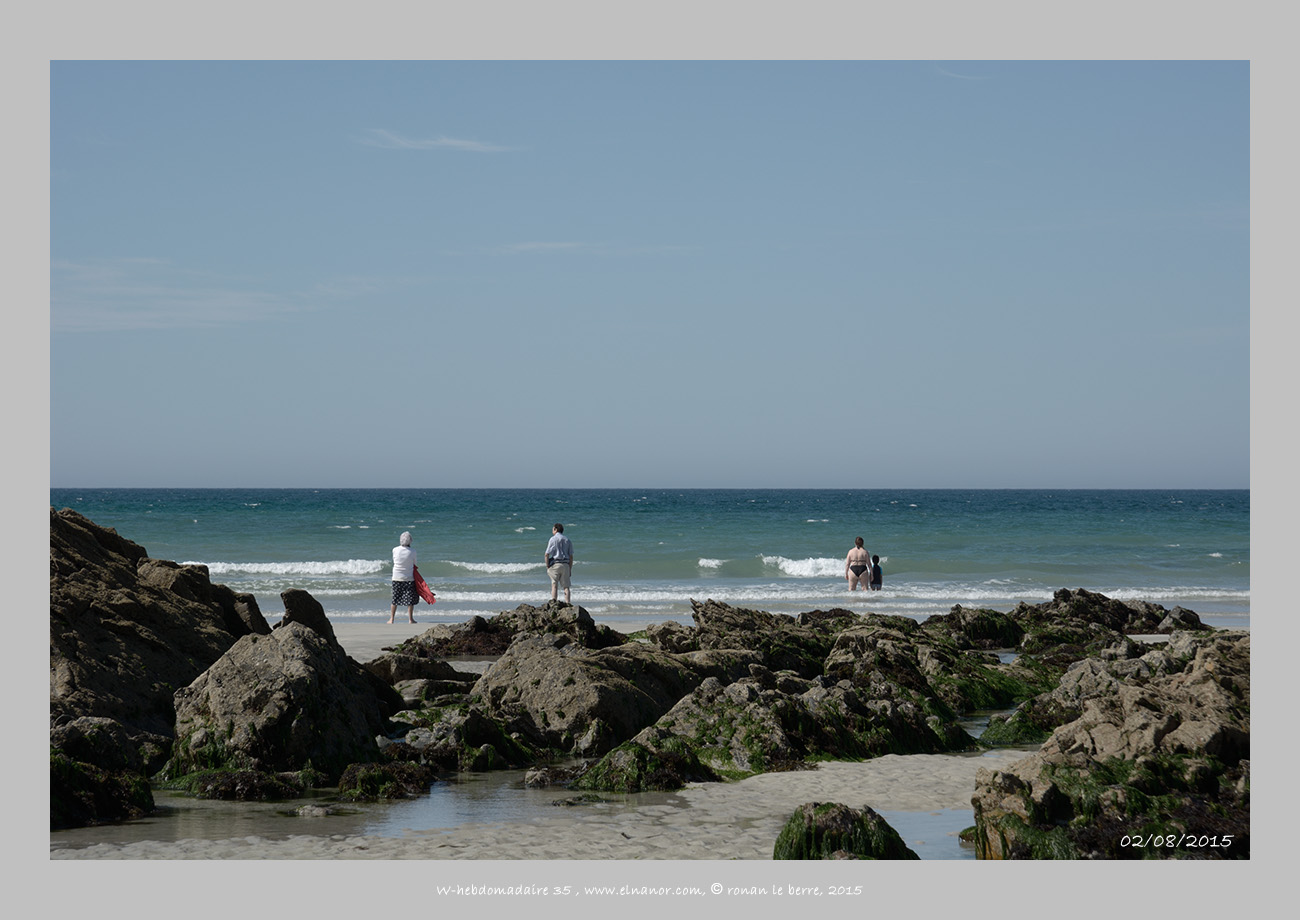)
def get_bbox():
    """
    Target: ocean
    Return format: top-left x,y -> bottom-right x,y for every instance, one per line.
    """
49,488 -> 1251,630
